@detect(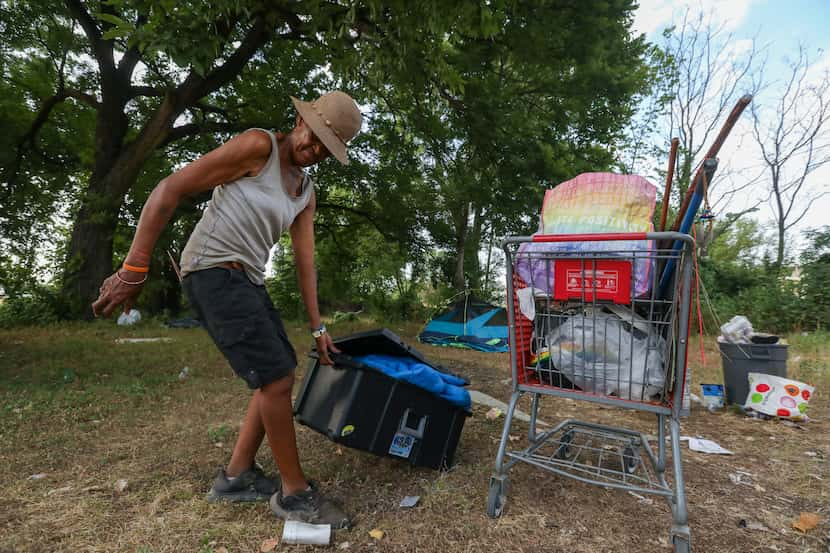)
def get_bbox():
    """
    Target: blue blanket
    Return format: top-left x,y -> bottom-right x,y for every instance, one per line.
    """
352,354 -> 471,410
